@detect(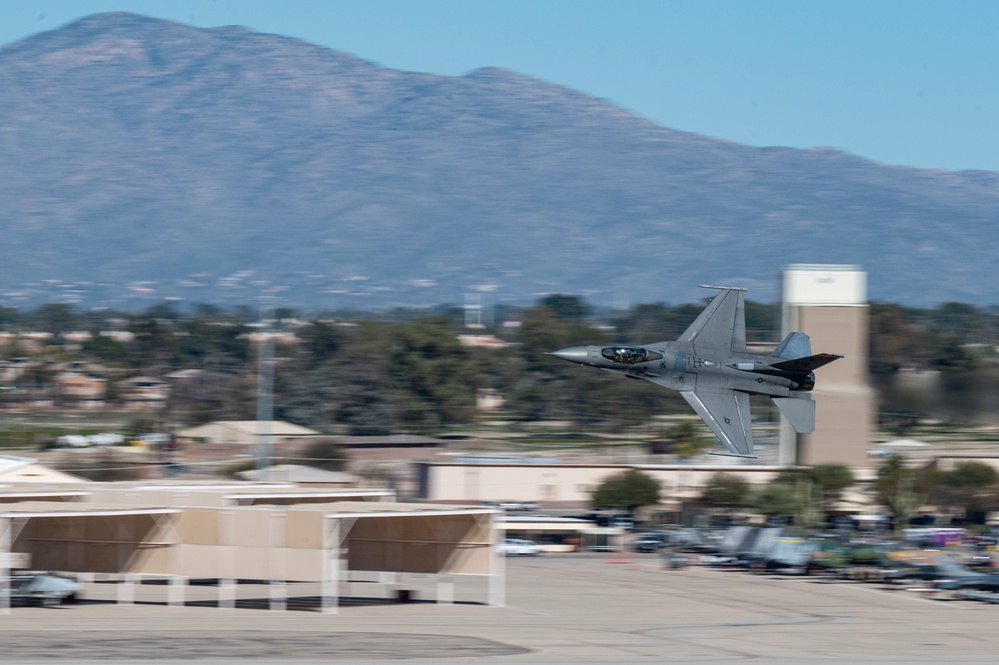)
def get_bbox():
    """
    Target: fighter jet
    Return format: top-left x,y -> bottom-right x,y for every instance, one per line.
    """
549,285 -> 842,458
